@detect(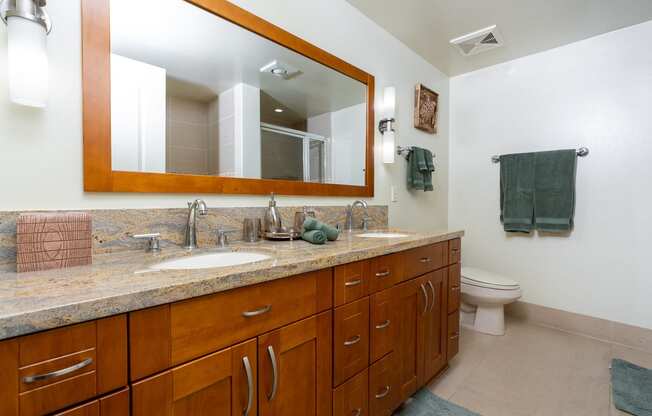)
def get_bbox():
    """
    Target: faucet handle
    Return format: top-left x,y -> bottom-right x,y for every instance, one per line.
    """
133,233 -> 161,252
216,228 -> 237,247
361,217 -> 372,231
